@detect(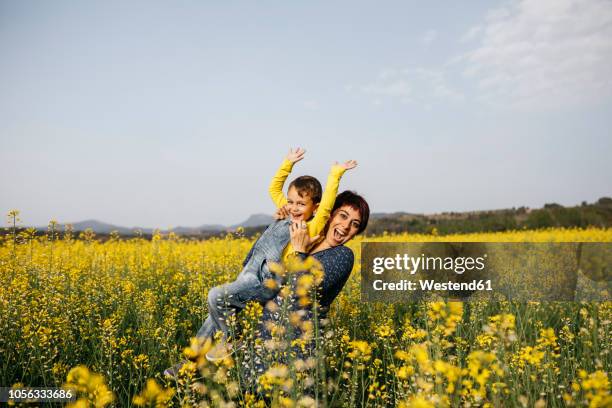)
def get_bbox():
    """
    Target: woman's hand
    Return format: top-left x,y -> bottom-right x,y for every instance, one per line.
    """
290,221 -> 319,253
274,205 -> 290,220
